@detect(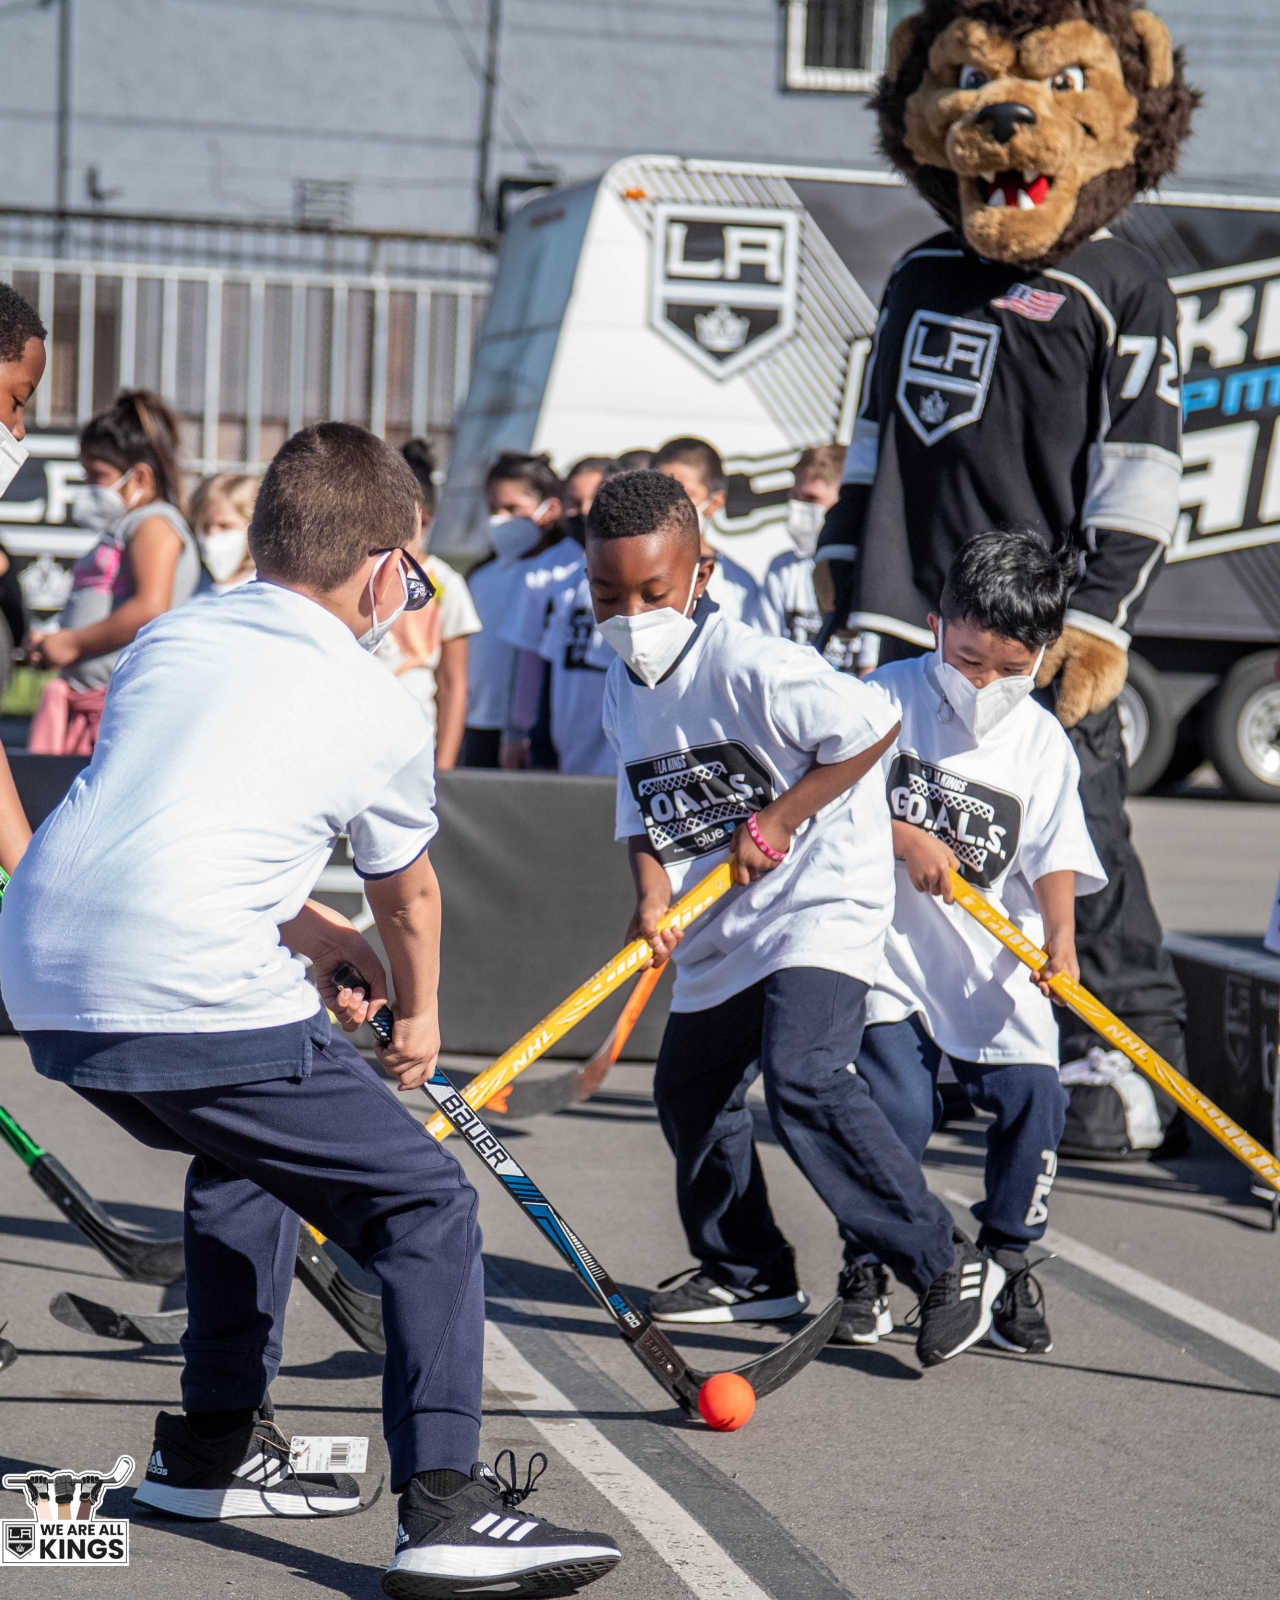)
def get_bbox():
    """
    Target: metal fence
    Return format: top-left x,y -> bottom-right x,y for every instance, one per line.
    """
0,209 -> 495,473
